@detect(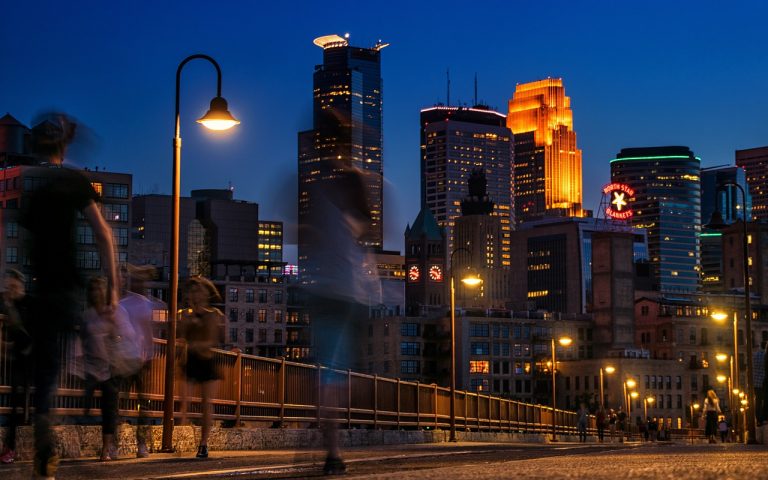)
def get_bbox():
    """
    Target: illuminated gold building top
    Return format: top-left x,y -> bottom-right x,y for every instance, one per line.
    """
508,78 -> 583,220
